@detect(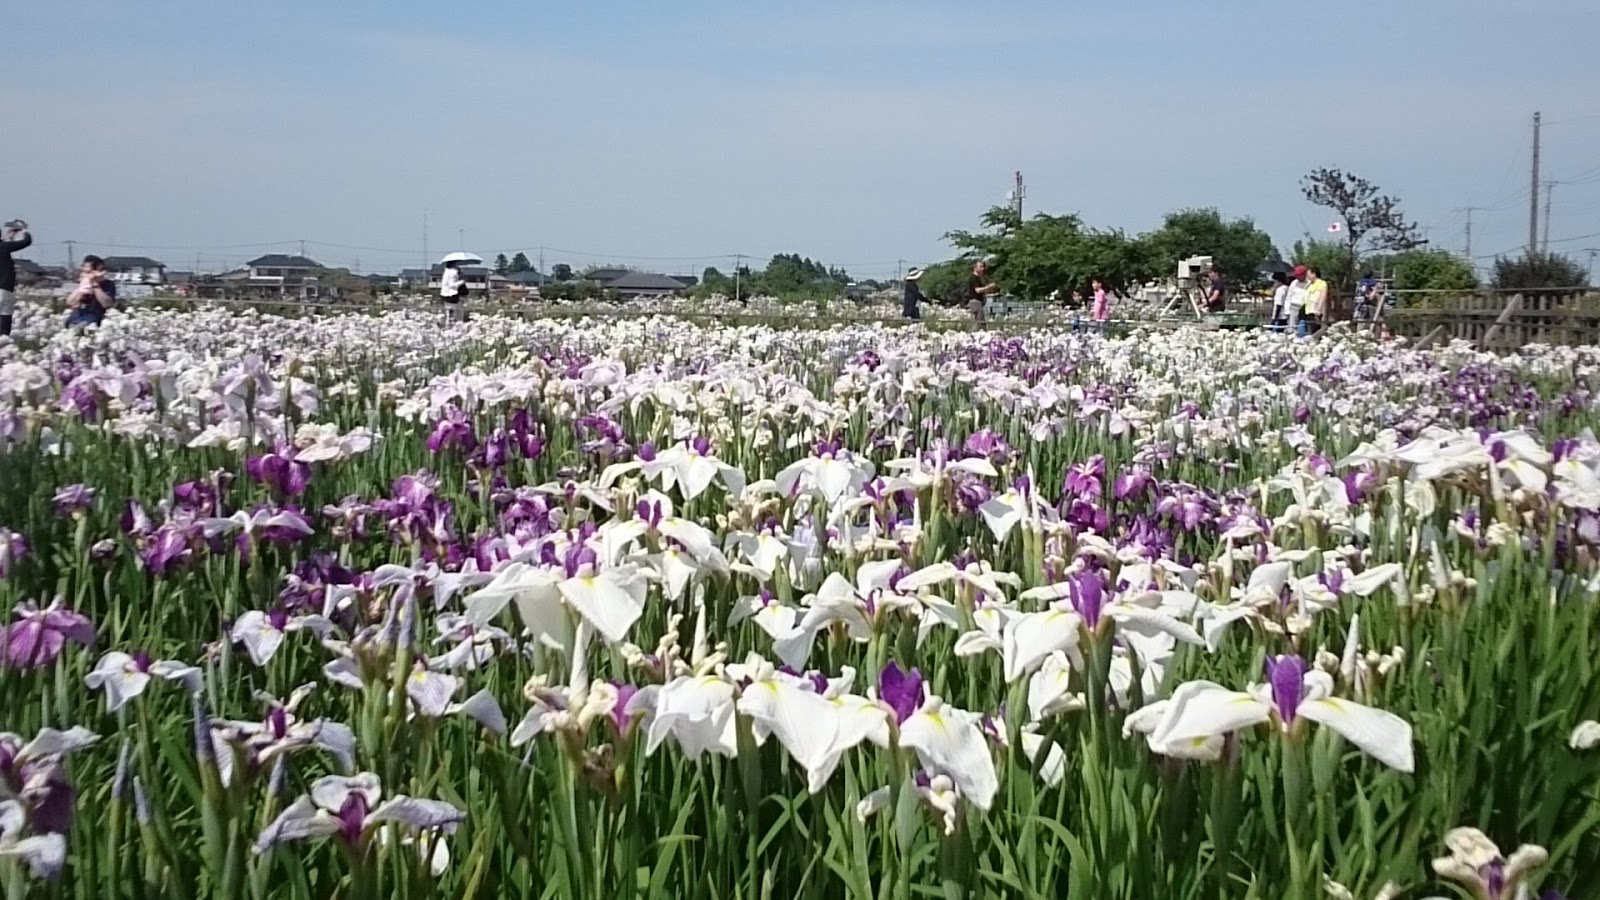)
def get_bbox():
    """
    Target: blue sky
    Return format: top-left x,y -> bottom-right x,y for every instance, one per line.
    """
6,0 -> 1600,279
